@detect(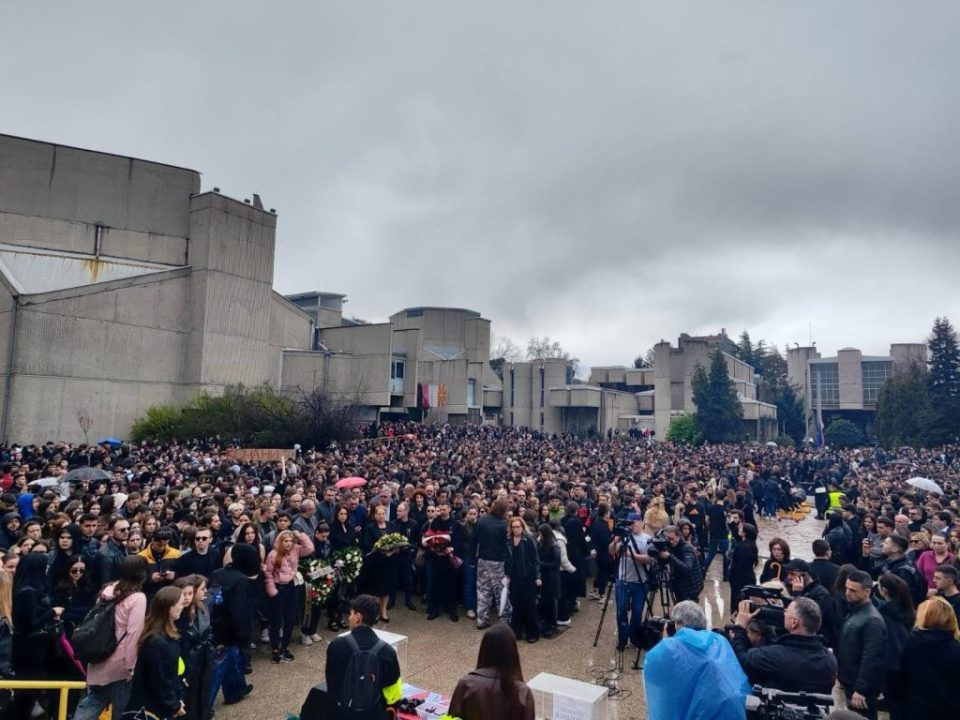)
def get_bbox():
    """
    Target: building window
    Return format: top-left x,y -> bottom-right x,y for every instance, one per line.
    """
510,411 -> 514,426
811,363 -> 839,405
390,359 -> 404,395
406,308 -> 423,318
467,379 -> 477,407
862,361 -> 892,405
539,366 -> 545,408
540,411 -> 544,427
509,367 -> 515,407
